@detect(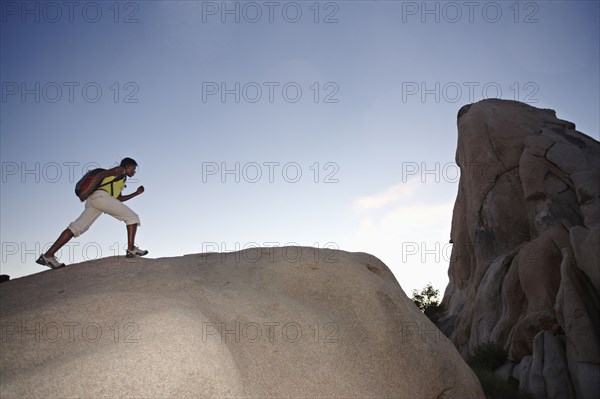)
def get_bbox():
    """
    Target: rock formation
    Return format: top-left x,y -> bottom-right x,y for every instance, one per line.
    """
439,99 -> 600,399
0,247 -> 483,398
